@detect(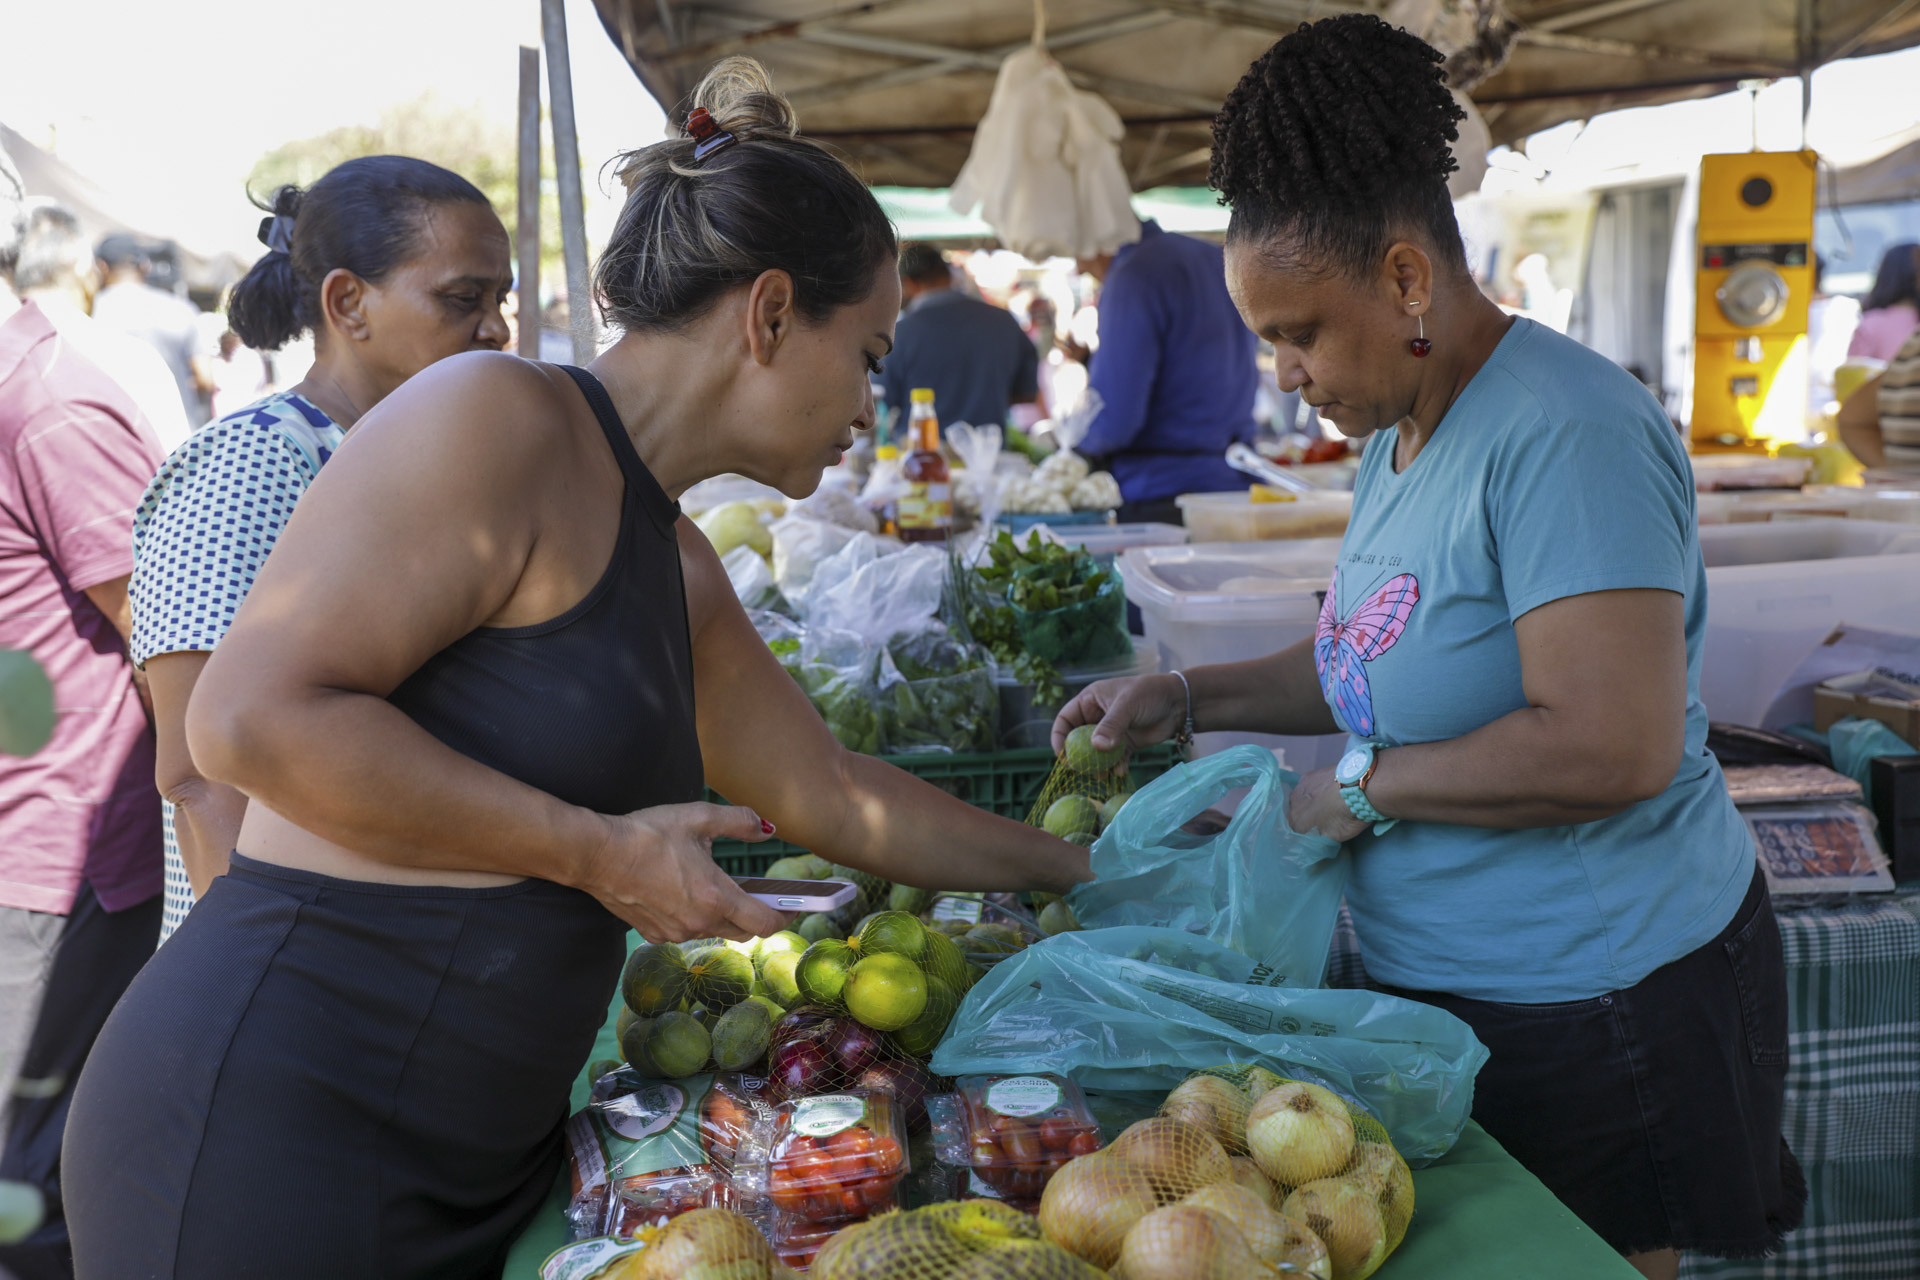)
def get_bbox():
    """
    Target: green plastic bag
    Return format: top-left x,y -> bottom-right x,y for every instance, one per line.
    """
1009,572 -> 1129,666
1828,715 -> 1917,795
929,926 -> 1488,1166
1067,744 -> 1347,988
